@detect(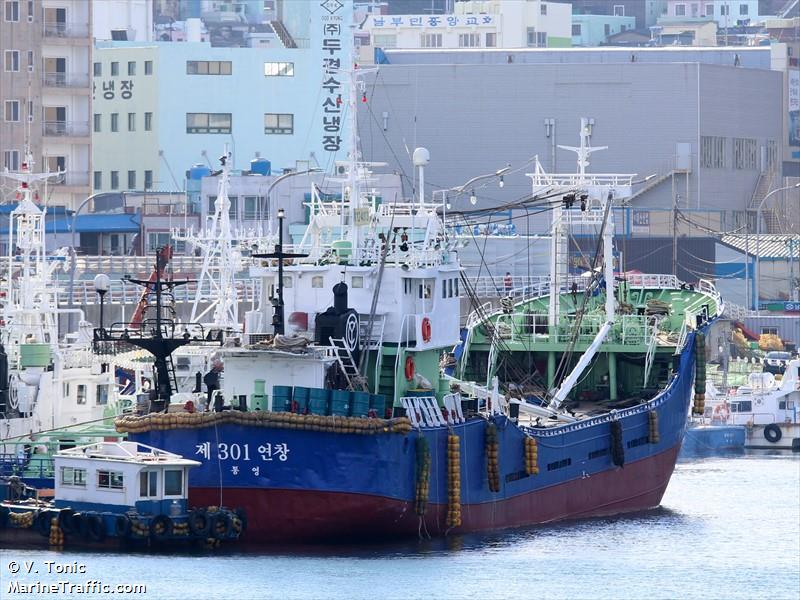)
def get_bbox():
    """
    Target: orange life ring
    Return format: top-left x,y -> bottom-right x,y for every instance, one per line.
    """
421,317 -> 432,342
405,355 -> 415,381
